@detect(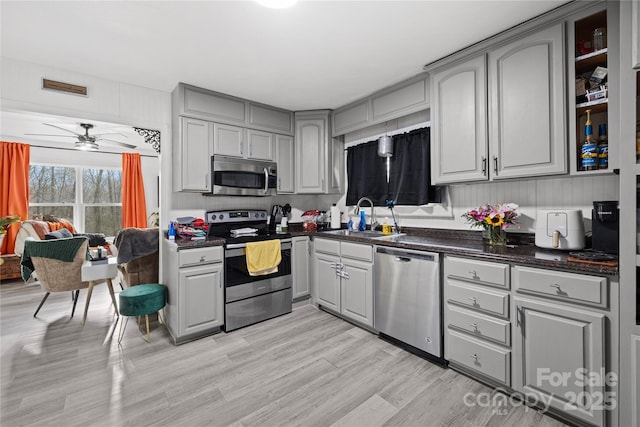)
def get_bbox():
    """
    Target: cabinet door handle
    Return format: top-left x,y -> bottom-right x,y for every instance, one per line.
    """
470,323 -> 478,331
493,156 -> 498,175
550,283 -> 561,288
516,305 -> 523,328
200,256 -> 206,262
468,270 -> 479,280
468,297 -> 478,304
469,353 -> 479,361
481,157 -> 487,176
